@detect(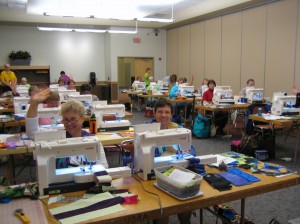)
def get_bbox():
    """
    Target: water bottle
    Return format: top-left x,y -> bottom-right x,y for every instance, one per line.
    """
189,145 -> 196,157
122,150 -> 133,167
258,107 -> 263,116
89,113 -> 97,134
